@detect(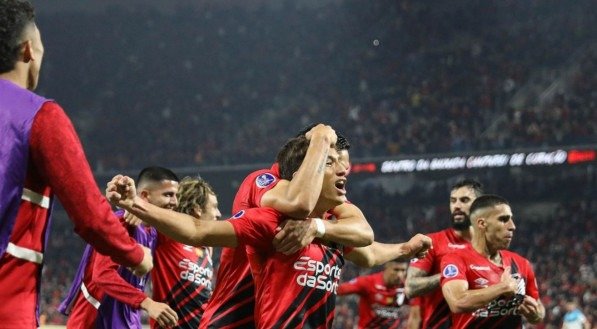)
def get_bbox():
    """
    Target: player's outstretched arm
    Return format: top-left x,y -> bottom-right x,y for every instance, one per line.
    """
261,124 -> 337,218
346,234 -> 432,268
441,266 -> 518,313
106,175 -> 238,247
